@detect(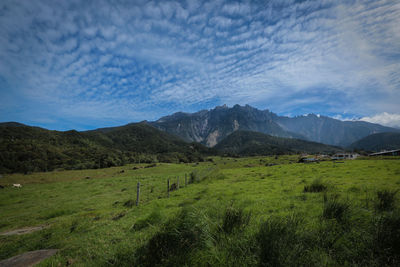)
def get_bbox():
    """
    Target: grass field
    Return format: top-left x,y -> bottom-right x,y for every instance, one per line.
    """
1,156 -> 399,266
